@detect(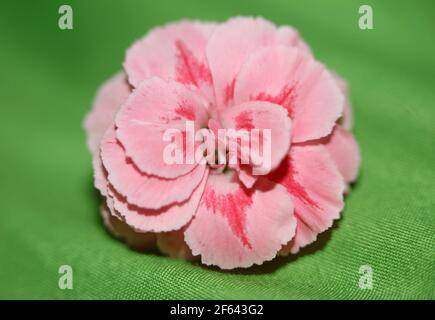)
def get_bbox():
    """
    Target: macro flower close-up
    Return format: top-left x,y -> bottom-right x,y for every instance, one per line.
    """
1,0 -> 434,302
84,17 -> 360,269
